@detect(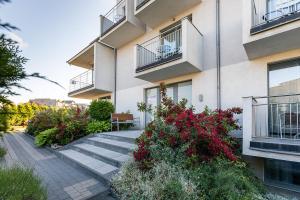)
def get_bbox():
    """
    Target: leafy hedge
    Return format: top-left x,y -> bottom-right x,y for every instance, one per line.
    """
0,146 -> 6,158
87,120 -> 111,134
35,128 -> 58,147
89,100 -> 114,121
